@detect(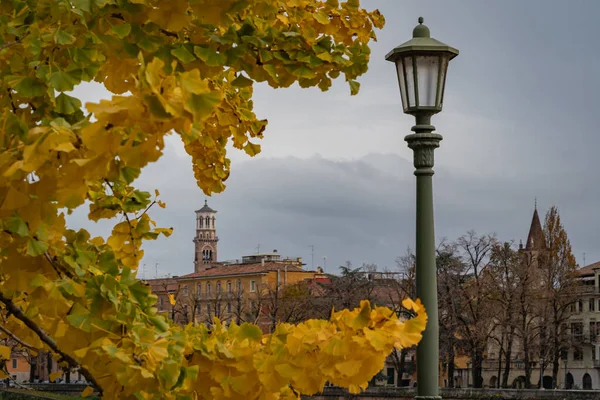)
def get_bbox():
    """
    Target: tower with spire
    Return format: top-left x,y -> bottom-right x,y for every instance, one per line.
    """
193,199 -> 218,272
520,199 -> 547,268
